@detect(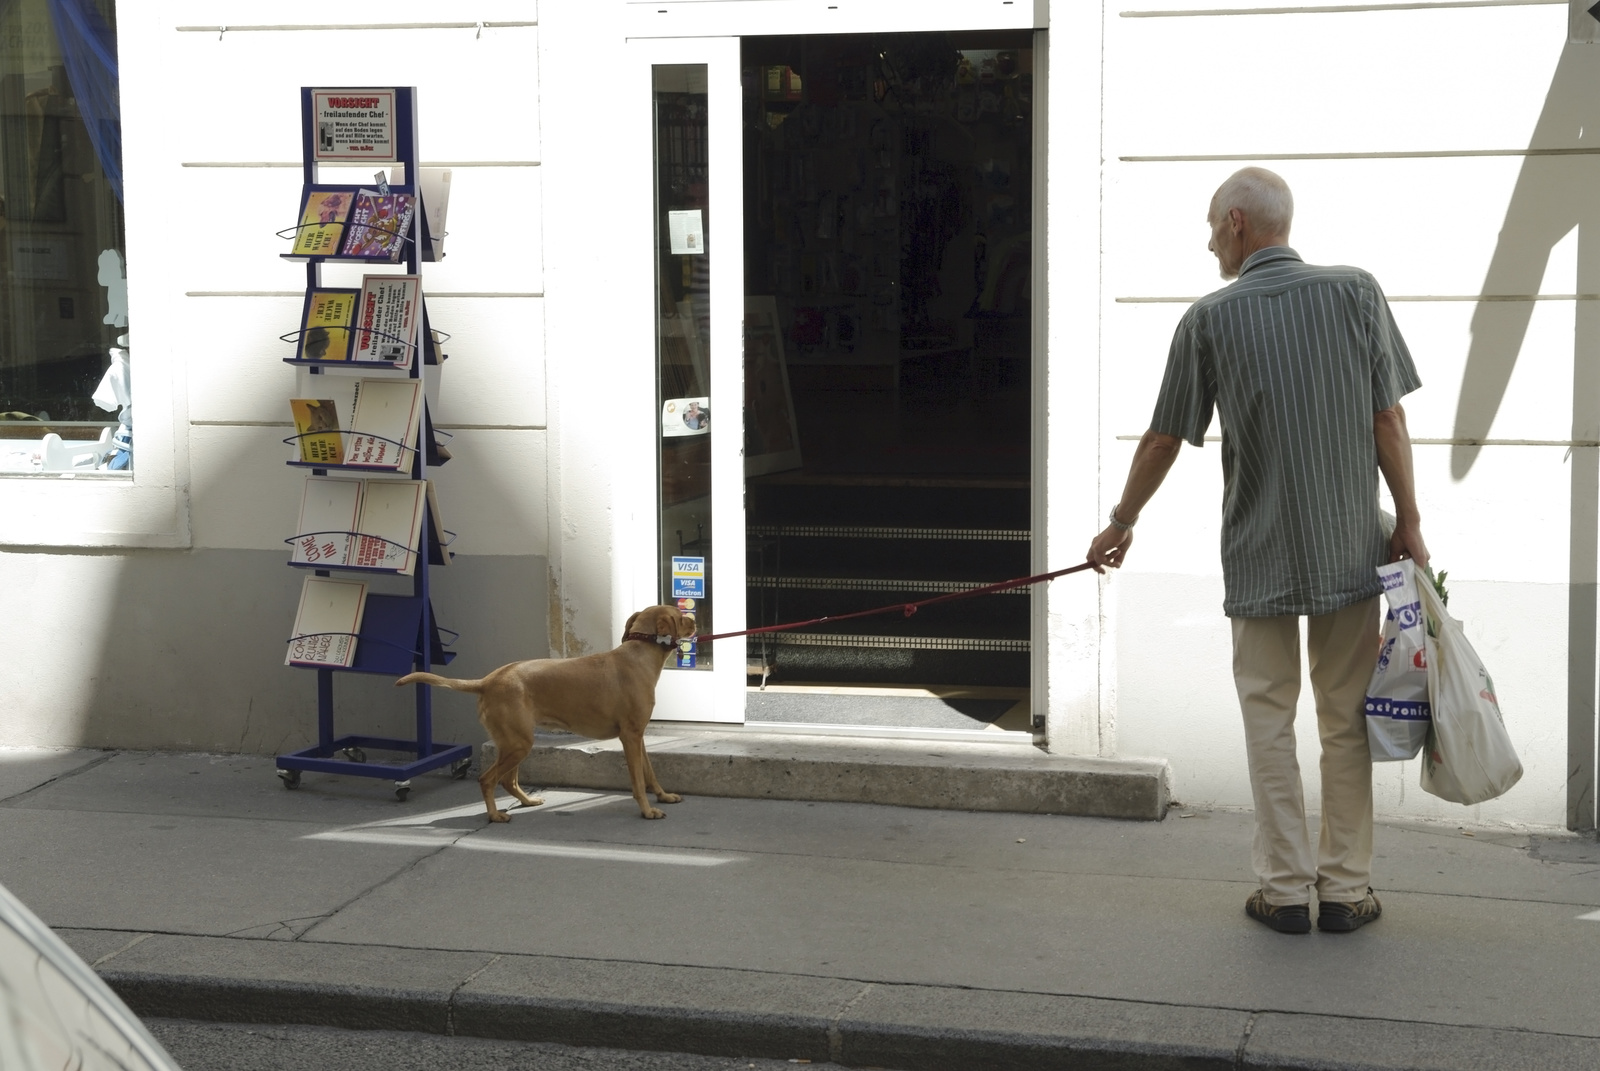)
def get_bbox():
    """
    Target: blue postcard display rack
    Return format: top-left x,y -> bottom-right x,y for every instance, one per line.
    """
274,87 -> 470,800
